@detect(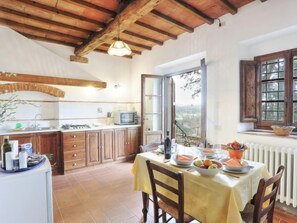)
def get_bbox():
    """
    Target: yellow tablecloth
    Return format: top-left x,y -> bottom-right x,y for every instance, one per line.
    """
132,152 -> 270,223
